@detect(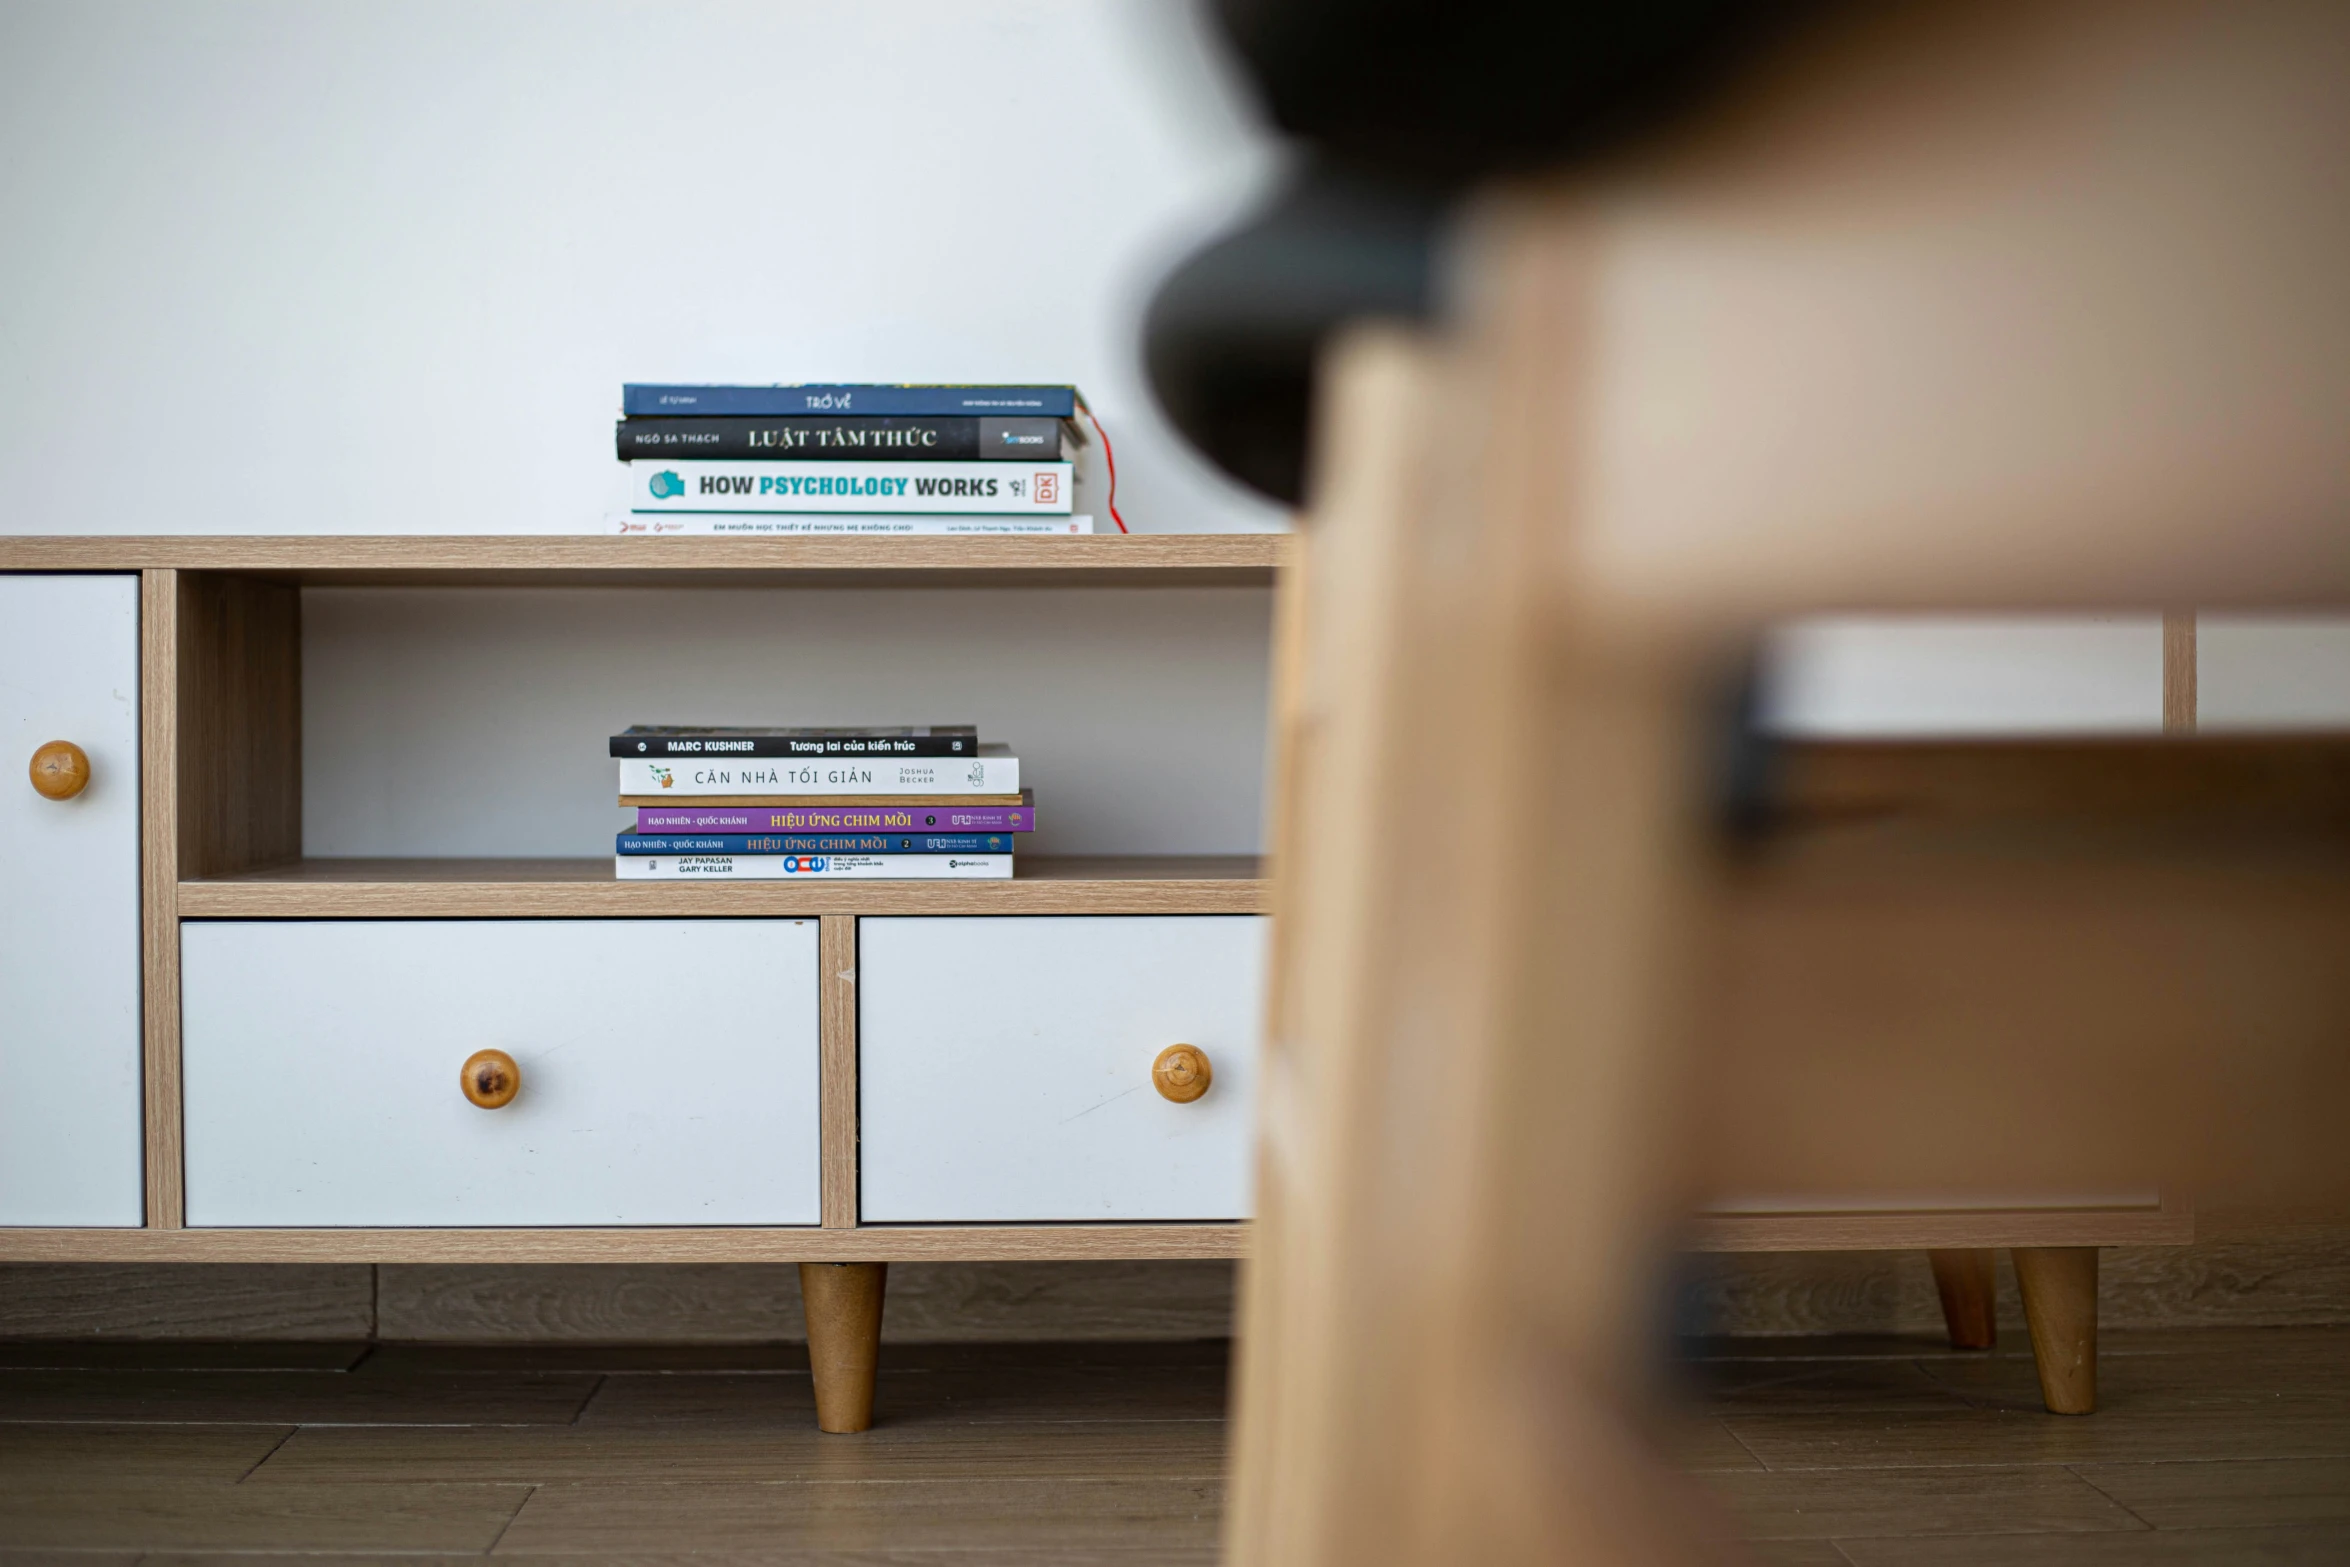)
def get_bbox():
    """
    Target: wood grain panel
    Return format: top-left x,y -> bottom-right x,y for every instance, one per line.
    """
1701,820 -> 2350,1203
880,1258 -> 1238,1343
174,572 -> 301,878
0,1262 -> 372,1339
176,855 -> 1267,917
375,1263 -> 806,1343
1774,737 -> 2350,825
2097,1229 -> 2350,1332
137,570 -> 183,1227
0,1224 -> 1248,1264
1689,1199 -> 2191,1252
2162,610 -> 2197,732
1921,1332 -> 2350,1412
0,533 -> 1286,589
29,1232 -> 2324,1344
819,915 -> 858,1228
1684,1223 -> 2350,1338
1687,1251 -> 1966,1340
367,1260 -> 1240,1344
